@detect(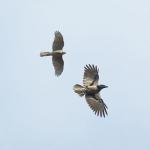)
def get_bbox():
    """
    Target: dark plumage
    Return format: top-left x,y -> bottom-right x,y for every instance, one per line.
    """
73,64 -> 108,117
